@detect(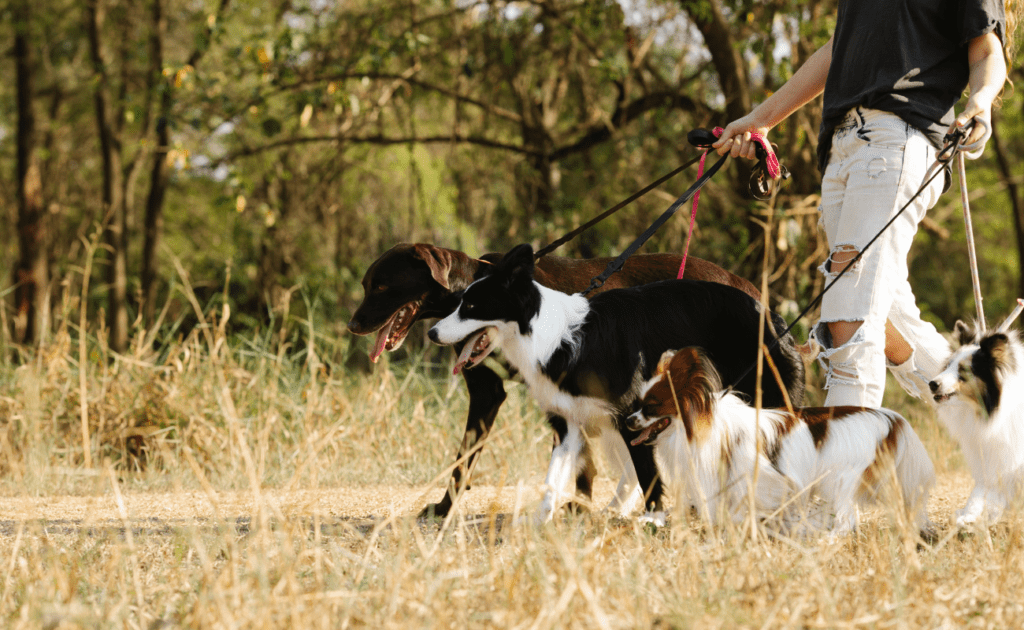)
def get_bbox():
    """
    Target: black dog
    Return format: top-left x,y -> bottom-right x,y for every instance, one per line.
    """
347,242 -> 766,517
429,244 -> 805,521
